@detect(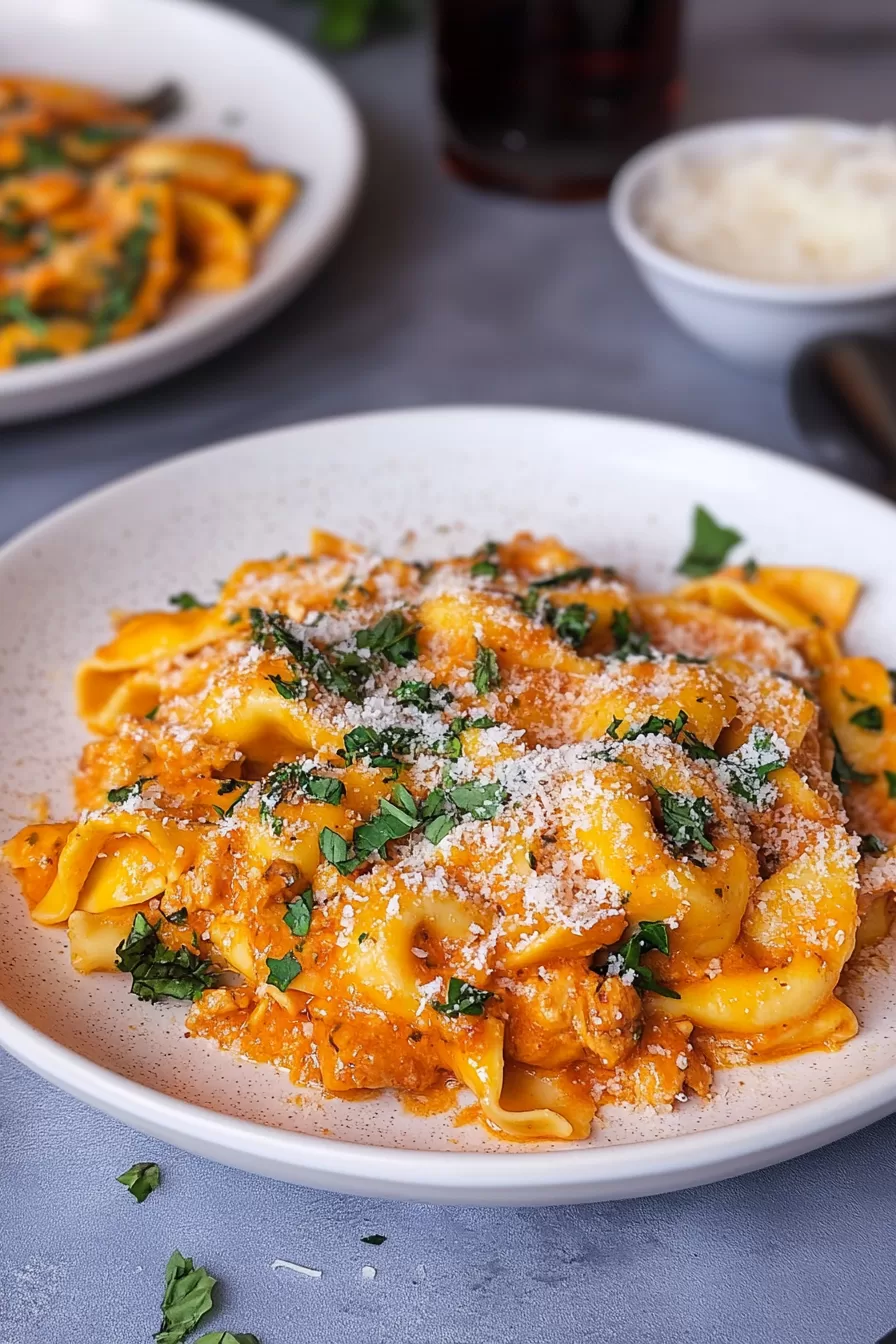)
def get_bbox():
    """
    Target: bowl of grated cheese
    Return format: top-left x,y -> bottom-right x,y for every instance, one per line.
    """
609,119 -> 896,374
